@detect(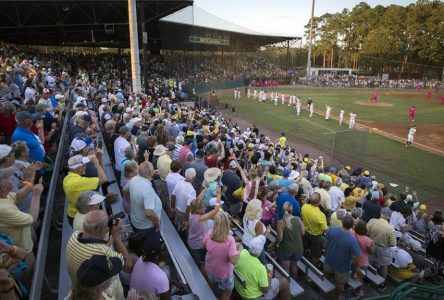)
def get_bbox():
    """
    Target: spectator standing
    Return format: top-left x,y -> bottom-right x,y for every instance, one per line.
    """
114,126 -> 131,174
234,235 -> 290,300
189,149 -> 208,193
361,191 -> 382,222
301,192 -> 328,266
367,207 -> 397,289
63,154 -> 107,226
276,202 -> 305,278
72,191 -> 106,232
124,162 -> 162,245
203,212 -> 241,300
165,160 -> 184,201
130,240 -> 170,300
66,210 -> 131,300
170,168 -> 196,233
323,215 -> 361,300
221,160 -> 242,217
328,178 -> 345,211
276,184 -> 301,220
187,188 -> 221,264
11,112 -> 45,162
